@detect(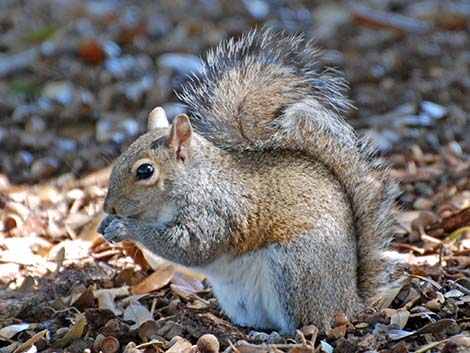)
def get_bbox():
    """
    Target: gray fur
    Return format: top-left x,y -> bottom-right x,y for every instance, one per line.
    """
179,29 -> 396,301
100,29 -> 395,333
